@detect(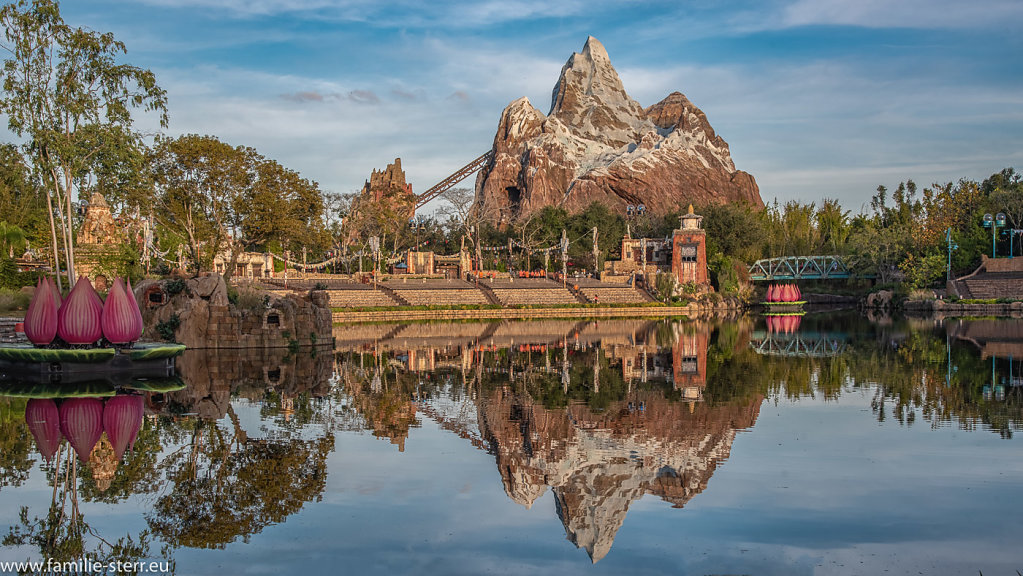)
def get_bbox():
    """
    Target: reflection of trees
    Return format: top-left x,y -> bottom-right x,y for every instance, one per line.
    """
147,410 -> 334,549
736,313 -> 1023,437
0,397 -> 33,490
4,441 -> 174,575
78,421 -> 163,503
337,351 -> 421,451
